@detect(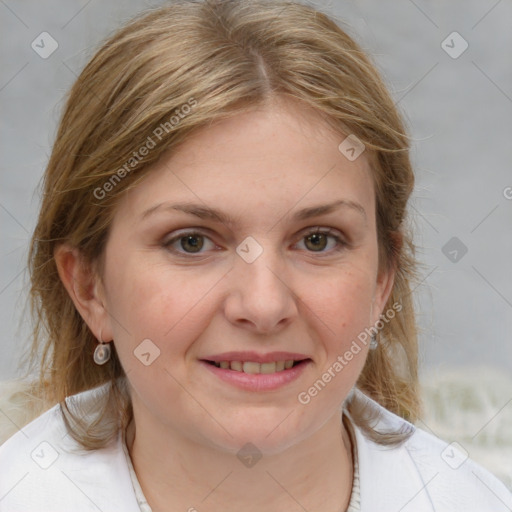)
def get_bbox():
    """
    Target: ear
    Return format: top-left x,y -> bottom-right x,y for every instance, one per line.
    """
54,243 -> 113,342
370,233 -> 401,325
